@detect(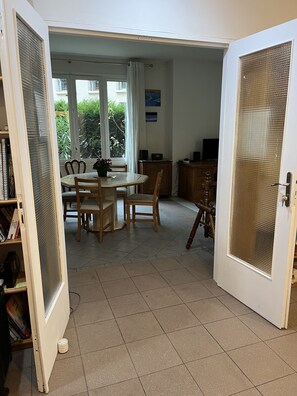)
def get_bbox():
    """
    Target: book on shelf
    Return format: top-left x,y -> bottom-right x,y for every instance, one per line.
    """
0,205 -> 19,242
0,206 -> 11,241
0,138 -> 15,200
1,137 -> 8,200
7,208 -> 20,240
0,139 -> 3,200
6,293 -> 31,339
8,315 -> 23,341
